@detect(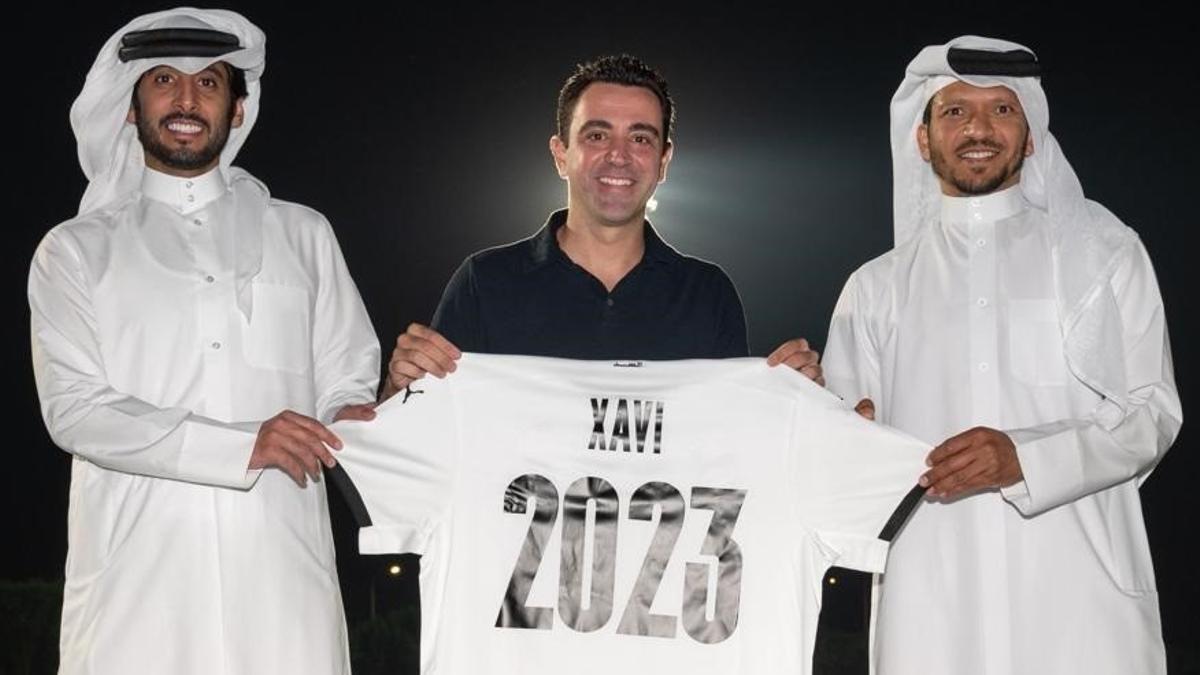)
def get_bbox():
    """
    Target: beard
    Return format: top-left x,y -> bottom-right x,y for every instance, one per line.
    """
930,131 -> 1029,196
135,108 -> 233,173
